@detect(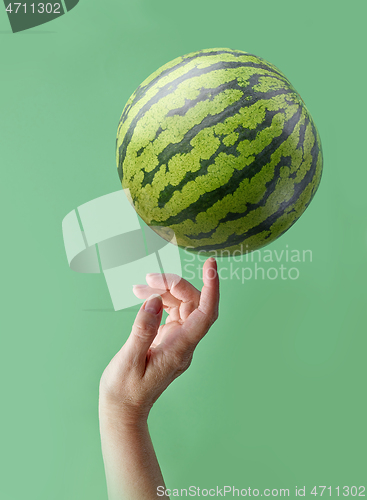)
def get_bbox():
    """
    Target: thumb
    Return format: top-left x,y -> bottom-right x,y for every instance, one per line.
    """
124,294 -> 163,368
